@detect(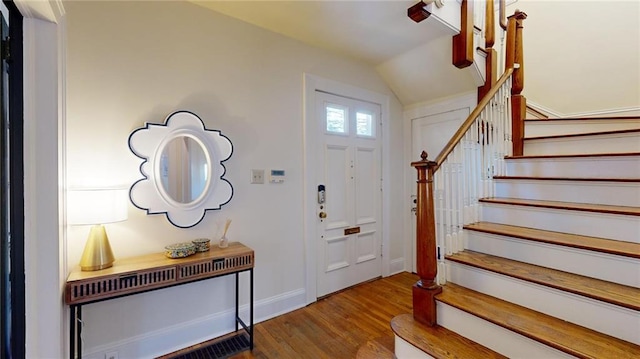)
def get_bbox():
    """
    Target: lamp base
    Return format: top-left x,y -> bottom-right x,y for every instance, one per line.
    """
80,225 -> 115,271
